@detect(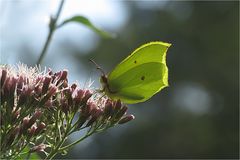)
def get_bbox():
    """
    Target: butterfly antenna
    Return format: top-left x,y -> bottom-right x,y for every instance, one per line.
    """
89,59 -> 106,76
